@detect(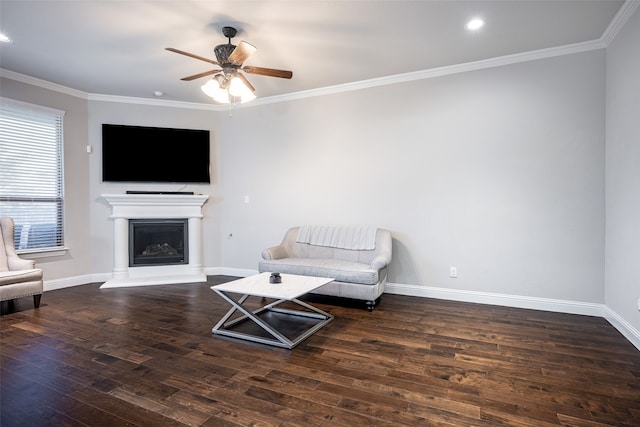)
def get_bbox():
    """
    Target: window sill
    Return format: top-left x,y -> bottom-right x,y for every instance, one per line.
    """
17,247 -> 69,259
